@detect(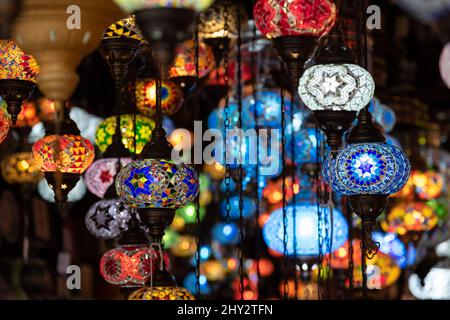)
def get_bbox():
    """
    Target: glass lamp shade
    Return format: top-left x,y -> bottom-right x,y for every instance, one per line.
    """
135,78 -> 183,117
263,176 -> 299,204
395,0 -> 450,23
175,203 -> 206,223
169,39 -> 215,79
211,222 -> 239,245
202,260 -> 227,281
299,64 -> 375,112
439,43 -> 450,89
100,245 -> 155,286
1,152 -> 43,184
103,15 -> 143,41
253,0 -> 336,39
113,0 -> 212,13
128,286 -> 195,300
198,0 -> 239,39
263,204 -> 348,256
411,170 -> 444,200
116,159 -> 199,209
372,231 -> 410,269
32,134 -> 95,174
95,114 -> 154,155
85,199 -> 131,239
0,40 -> 39,82
84,158 -> 132,199
220,196 -> 256,220
0,106 -> 10,144
37,177 -> 86,203
409,265 -> 450,300
323,142 -> 410,196
381,202 -> 438,236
